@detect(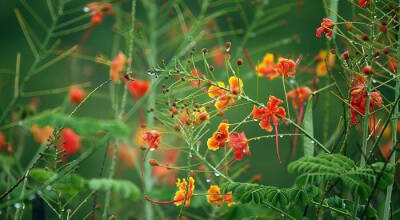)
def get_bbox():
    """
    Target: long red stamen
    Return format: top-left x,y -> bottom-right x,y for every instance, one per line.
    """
144,195 -> 183,205
78,27 -> 94,49
273,122 -> 282,163
243,49 -> 256,71
217,157 -> 235,171
292,101 -> 304,156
